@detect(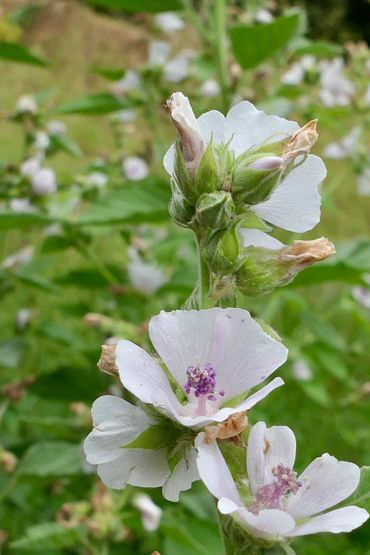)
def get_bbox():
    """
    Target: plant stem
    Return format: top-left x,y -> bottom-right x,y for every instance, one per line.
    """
181,0 -> 212,43
213,0 -> 230,112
